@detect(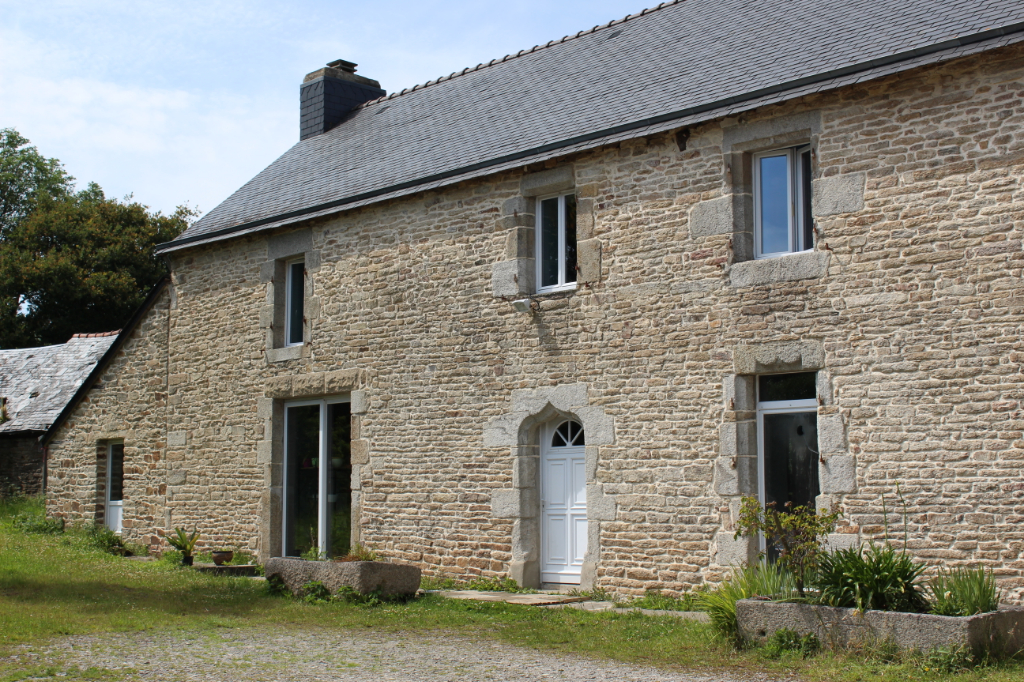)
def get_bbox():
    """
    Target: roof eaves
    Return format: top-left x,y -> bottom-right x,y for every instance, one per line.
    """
41,278 -> 169,447
156,19 -> 1024,256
